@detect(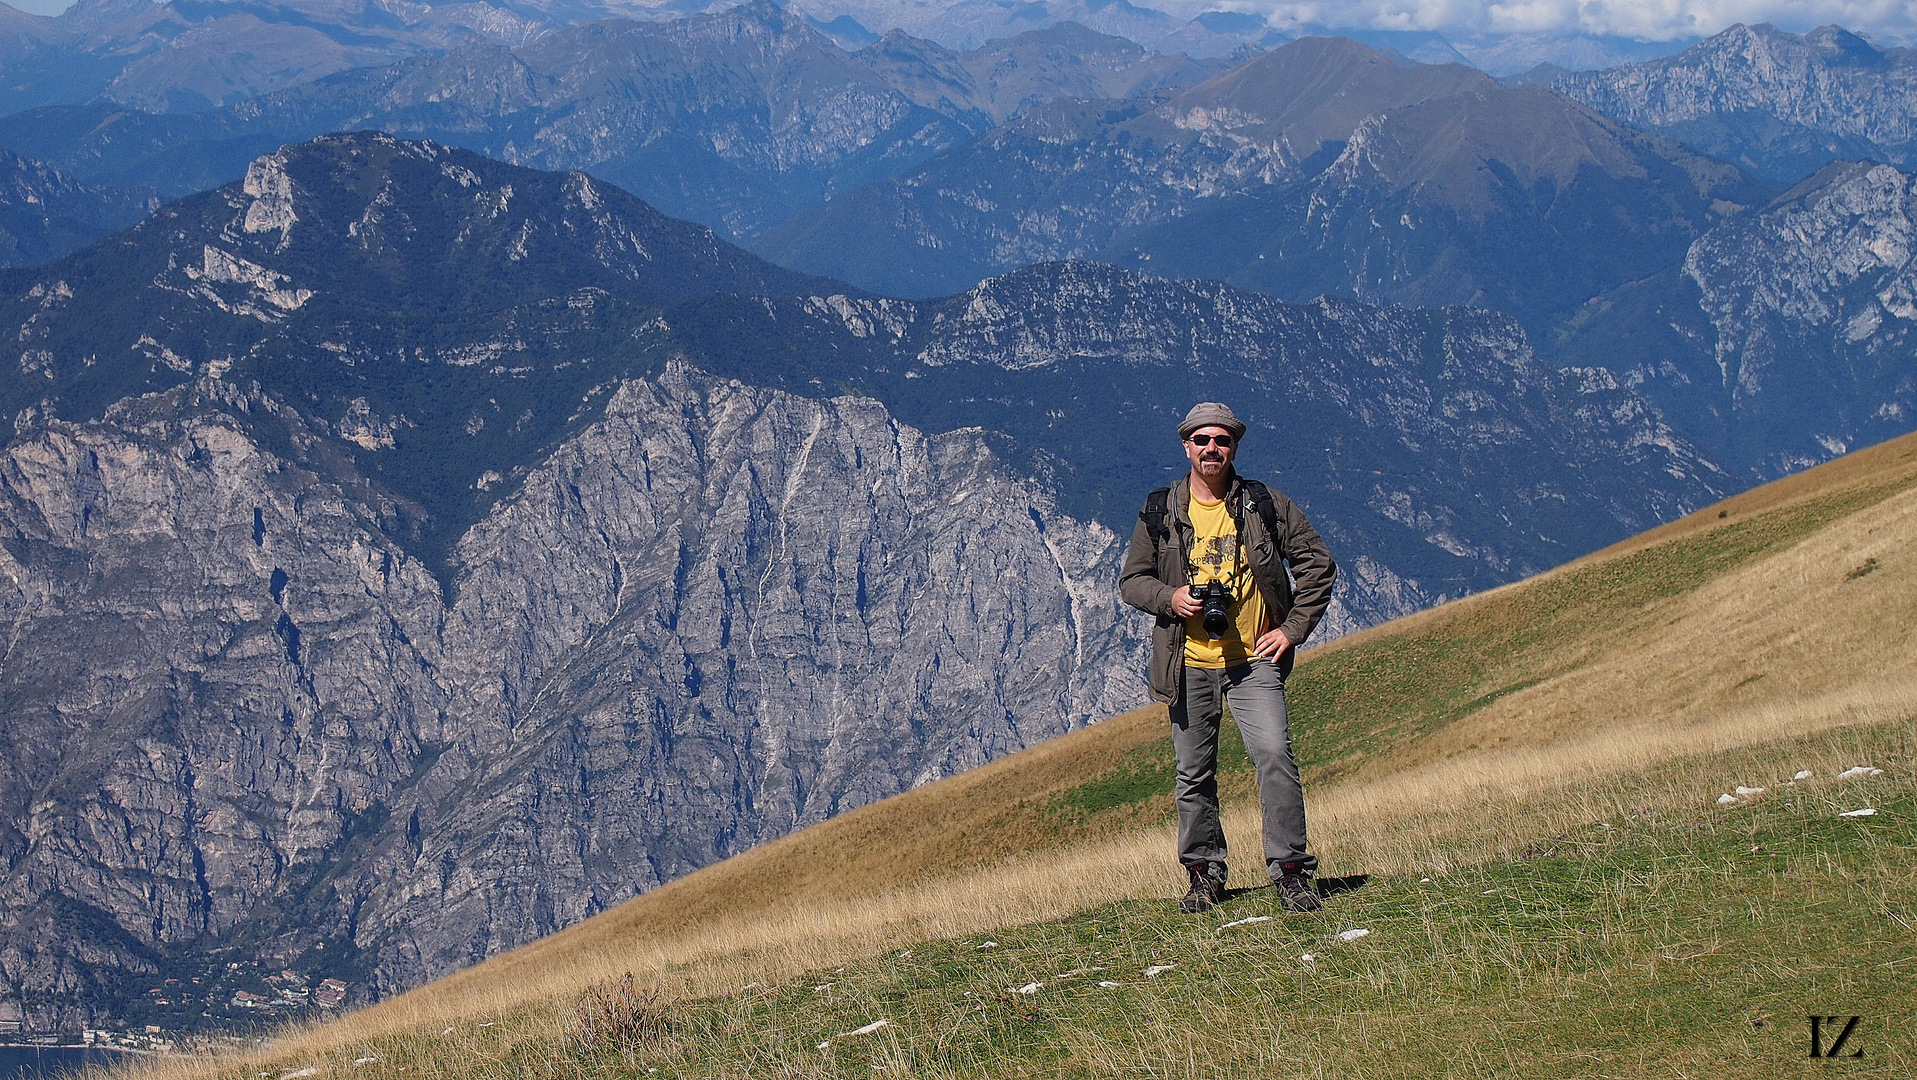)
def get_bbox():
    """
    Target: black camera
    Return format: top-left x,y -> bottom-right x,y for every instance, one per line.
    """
1193,580 -> 1232,638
